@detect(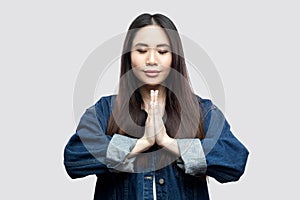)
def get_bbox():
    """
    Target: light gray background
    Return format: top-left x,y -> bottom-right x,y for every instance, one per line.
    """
1,0 -> 299,199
